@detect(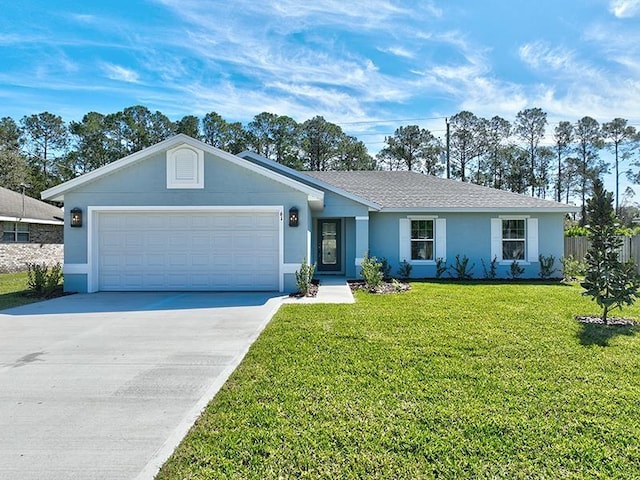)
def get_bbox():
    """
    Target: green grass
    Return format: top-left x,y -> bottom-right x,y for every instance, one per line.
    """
0,271 -> 37,310
157,282 -> 640,479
